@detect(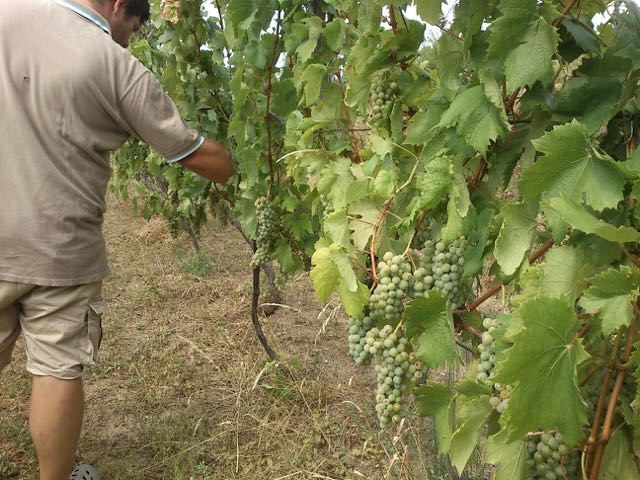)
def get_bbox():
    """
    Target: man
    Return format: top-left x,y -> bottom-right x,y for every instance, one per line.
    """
0,1 -> 234,479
